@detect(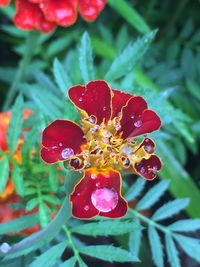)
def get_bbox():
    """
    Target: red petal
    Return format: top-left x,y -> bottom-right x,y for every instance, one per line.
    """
68,80 -> 112,124
134,155 -> 162,180
119,97 -> 161,139
41,120 -> 86,164
0,0 -> 11,6
78,0 -> 106,21
137,137 -> 155,154
14,0 -> 43,31
40,0 -> 77,27
111,89 -> 132,119
70,169 -> 127,219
